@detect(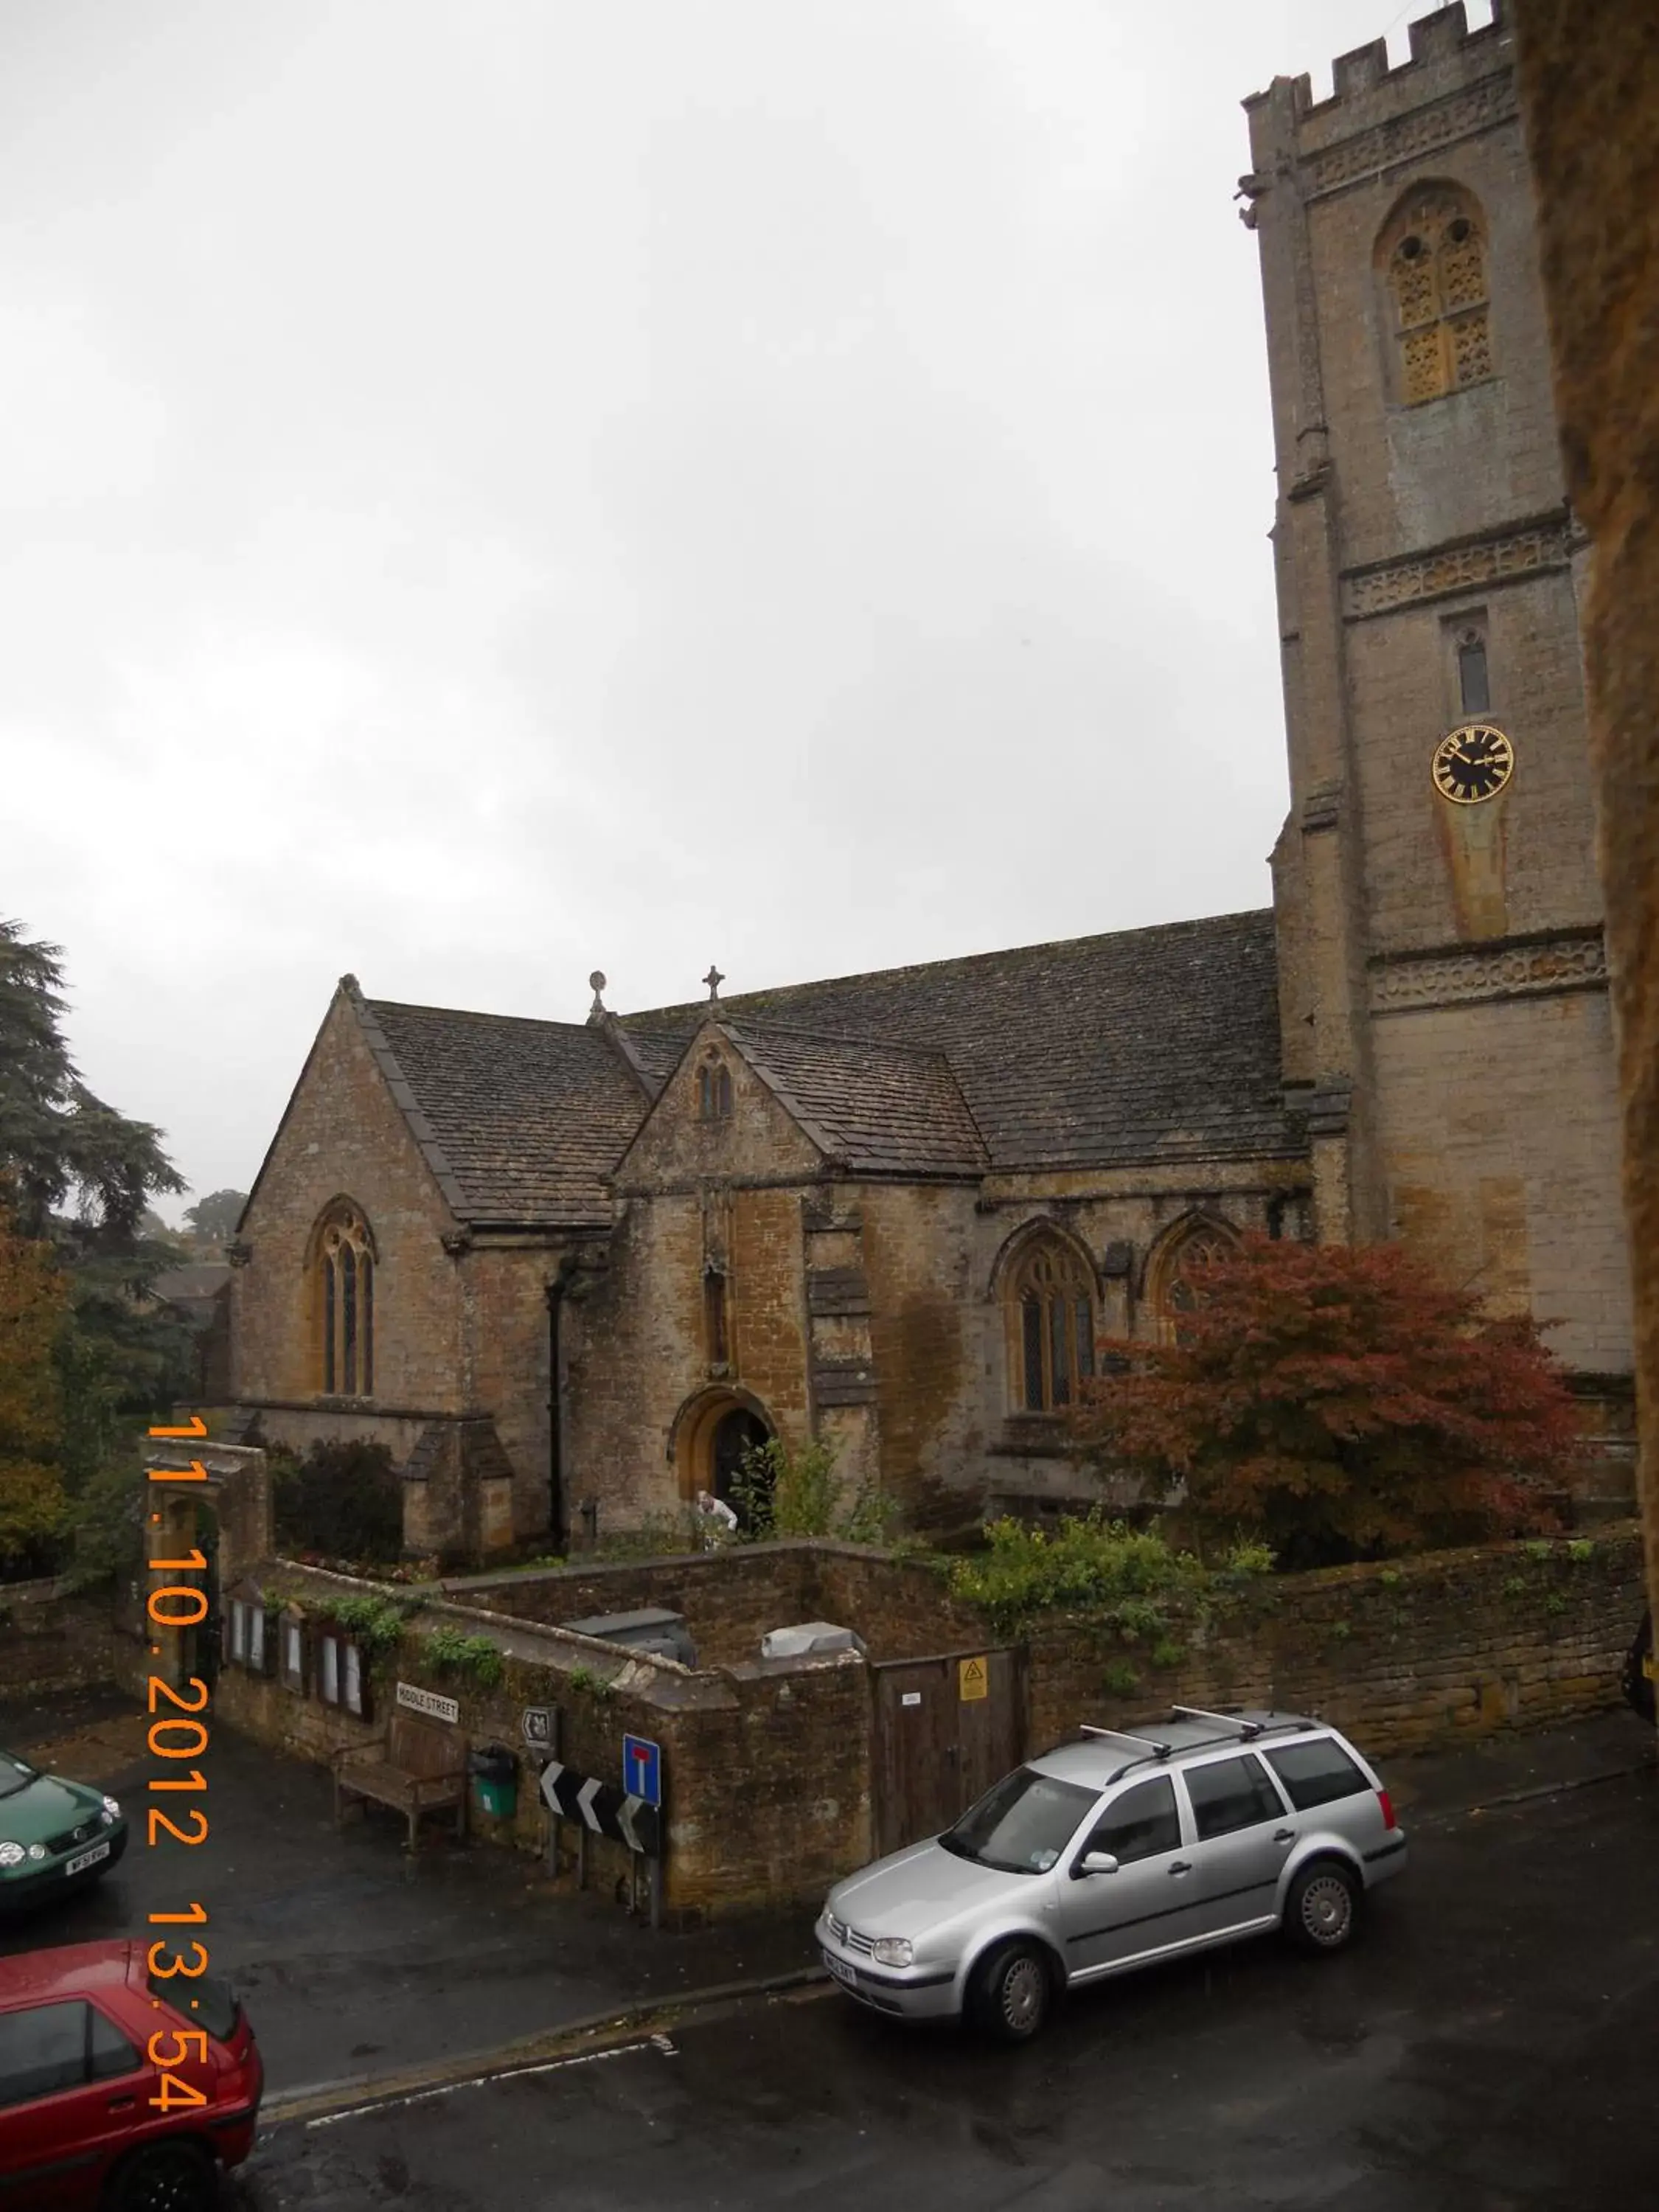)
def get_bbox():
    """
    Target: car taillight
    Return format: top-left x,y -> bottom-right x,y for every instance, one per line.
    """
1377,1790 -> 1397,1832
